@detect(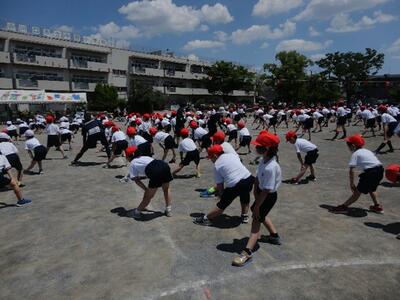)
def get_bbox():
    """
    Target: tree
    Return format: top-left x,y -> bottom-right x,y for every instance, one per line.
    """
88,83 -> 121,111
203,61 -> 254,102
127,79 -> 167,113
264,51 -> 312,104
316,48 -> 384,100
305,73 -> 341,105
